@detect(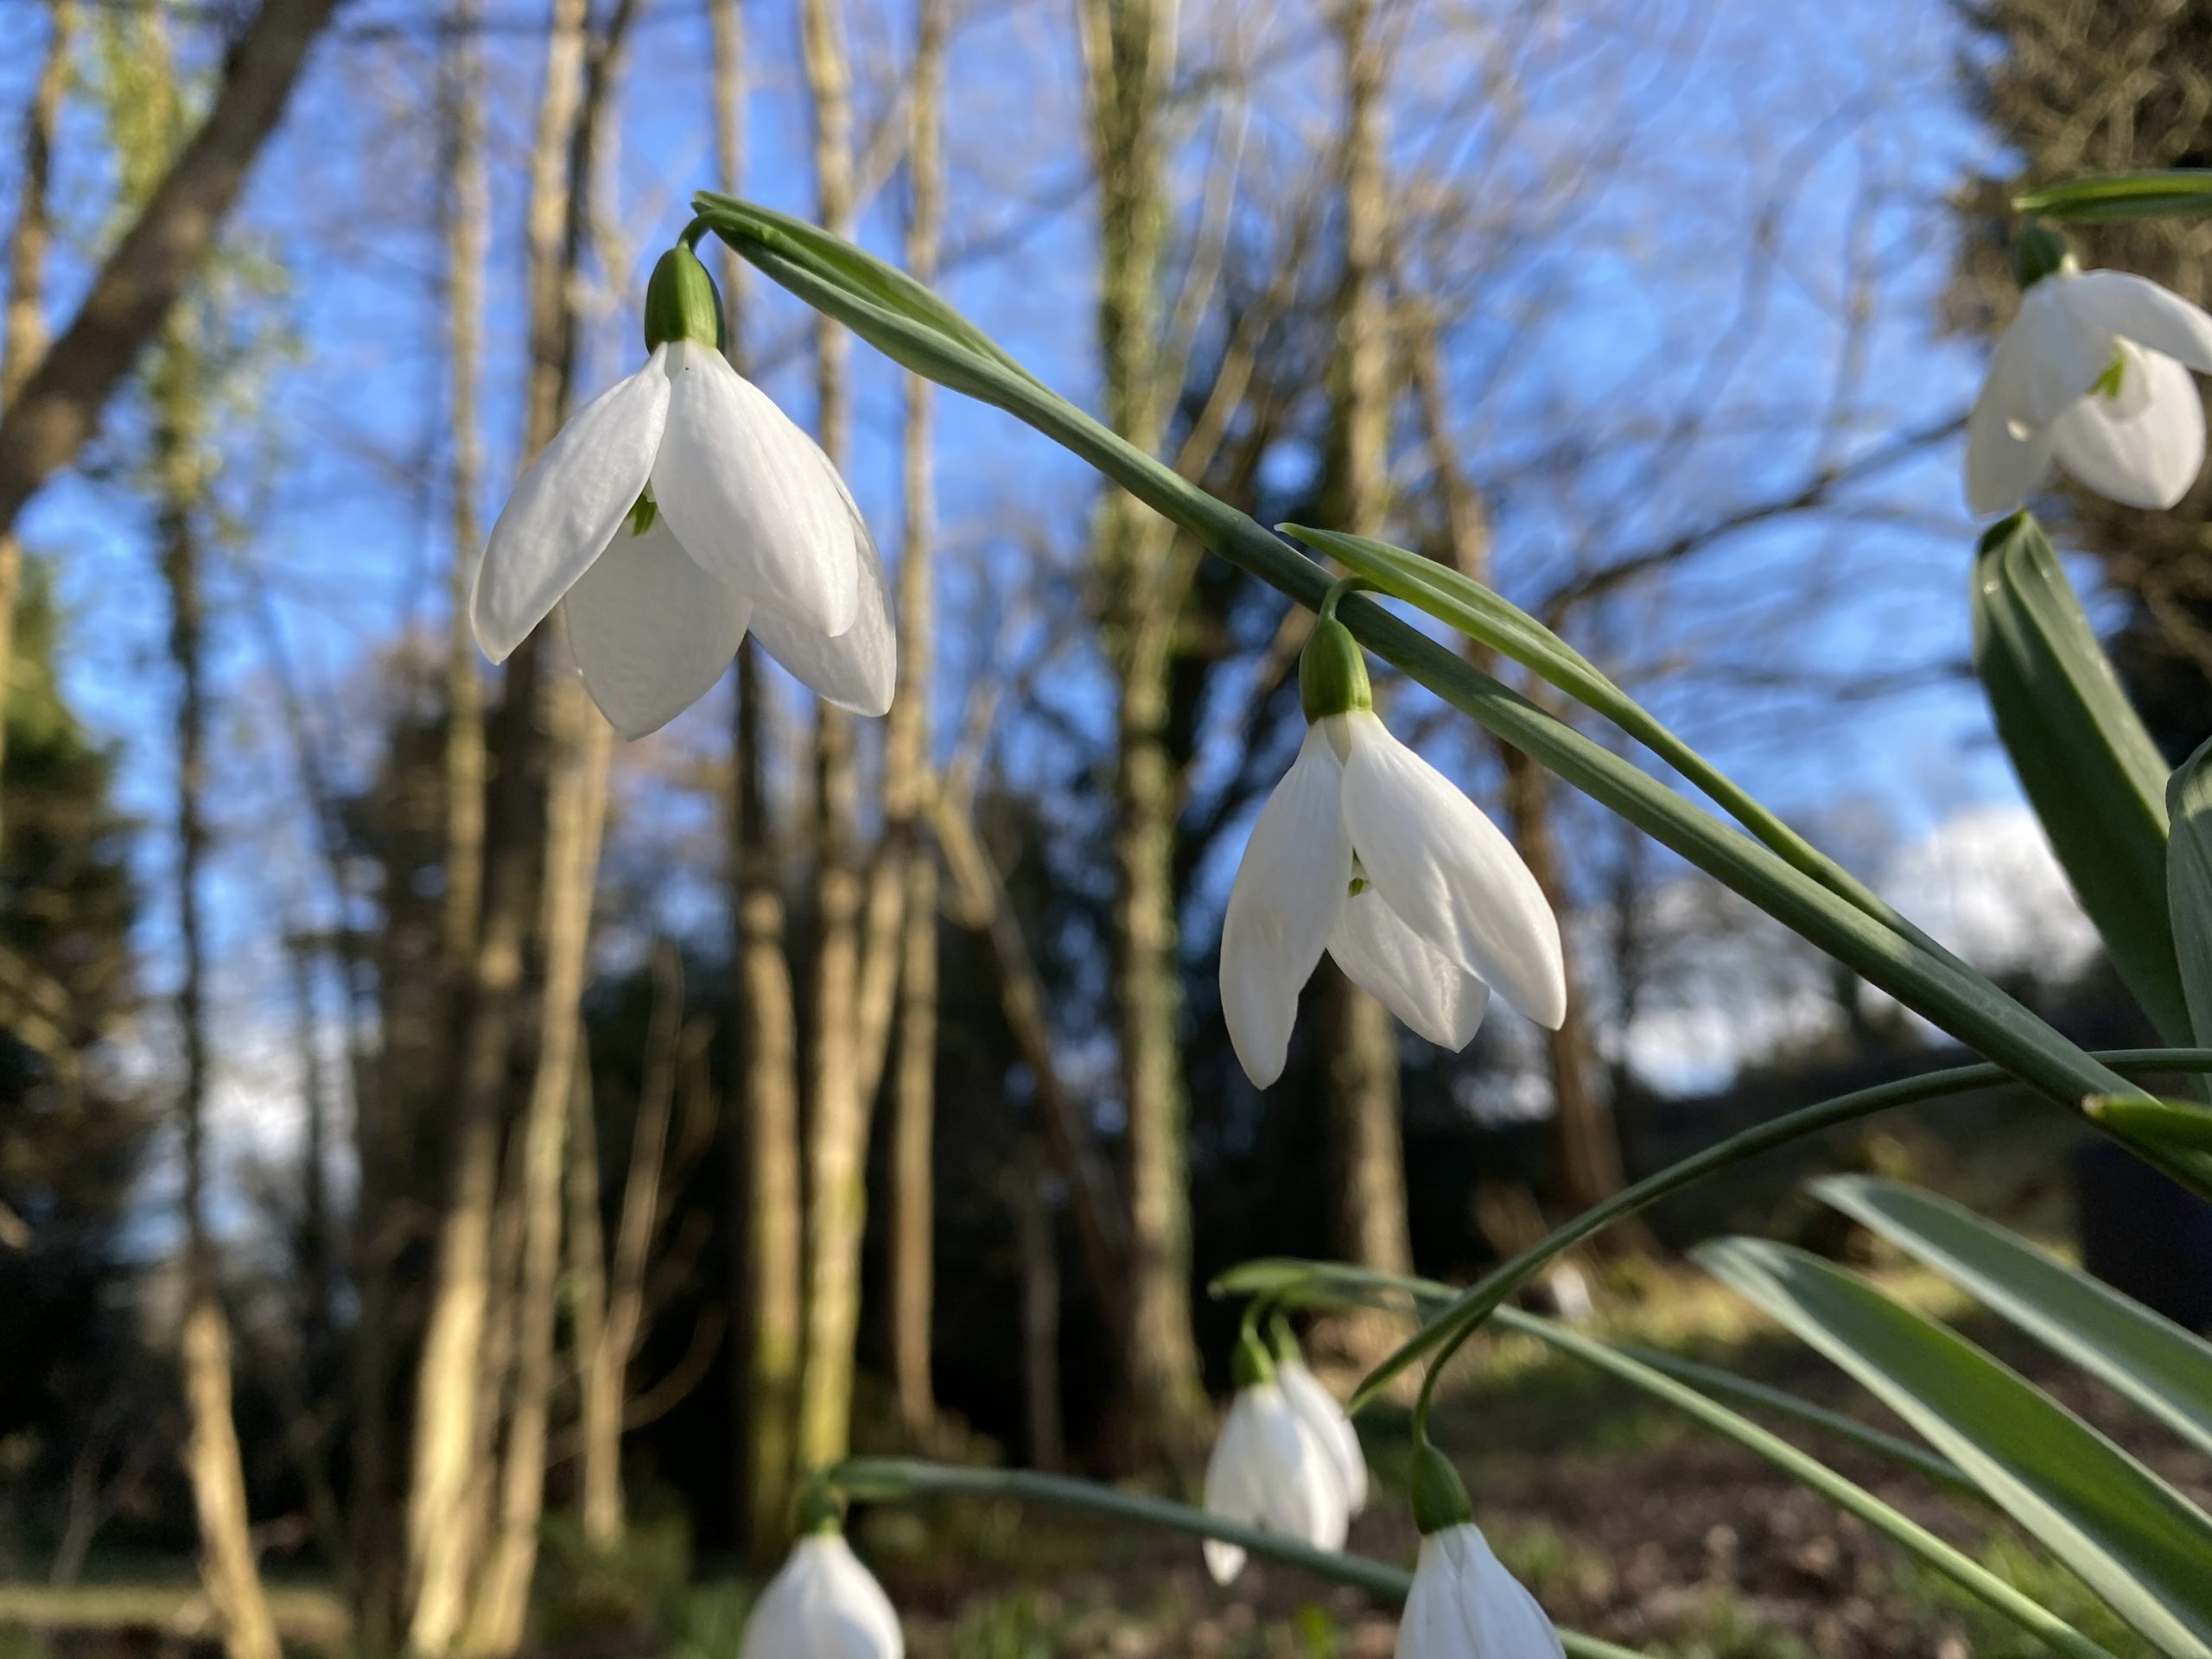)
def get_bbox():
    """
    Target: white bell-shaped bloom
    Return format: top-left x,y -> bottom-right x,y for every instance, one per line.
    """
1967,267 -> 2212,517
472,333 -> 893,738
735,1530 -> 904,1659
1396,1522 -> 1564,1659
1274,1352 -> 1368,1517
1221,707 -> 1566,1089
1201,1378 -> 1351,1584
